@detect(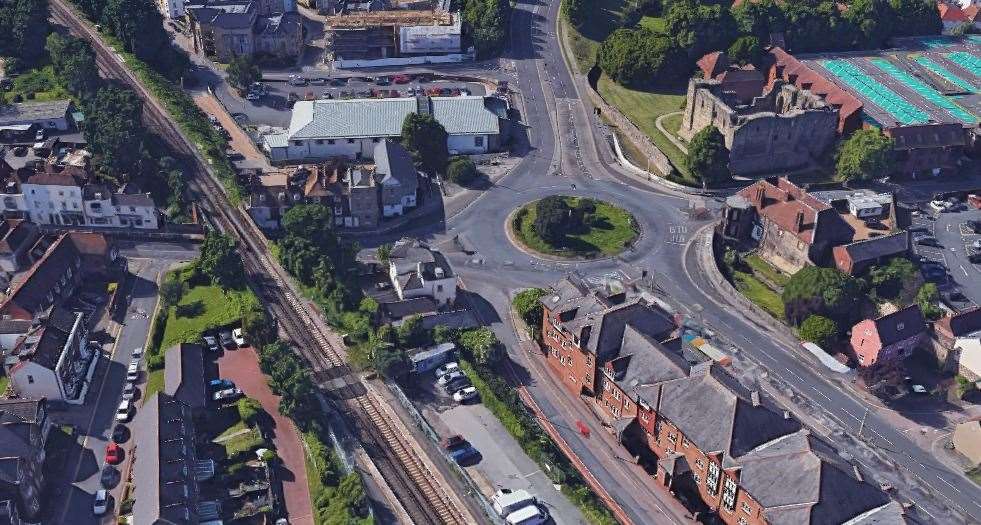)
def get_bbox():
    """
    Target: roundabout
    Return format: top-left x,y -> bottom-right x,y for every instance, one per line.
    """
508,195 -> 639,259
